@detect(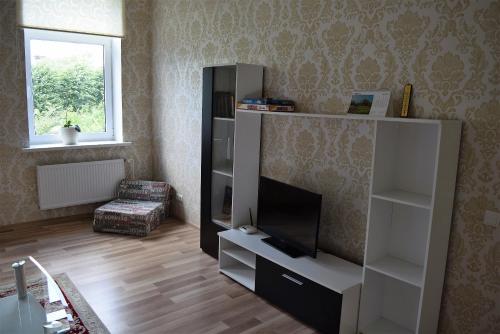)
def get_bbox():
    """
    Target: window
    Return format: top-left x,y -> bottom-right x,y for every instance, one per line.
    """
24,29 -> 122,145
